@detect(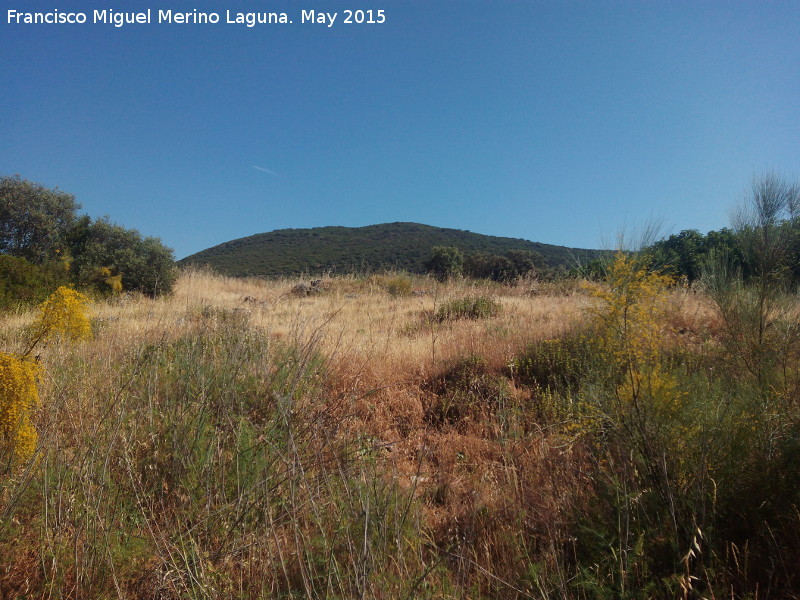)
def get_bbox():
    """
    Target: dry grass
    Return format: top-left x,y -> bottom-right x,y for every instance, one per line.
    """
0,270 -> 597,596
33,267 -> 590,397
6,267 -> 782,599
